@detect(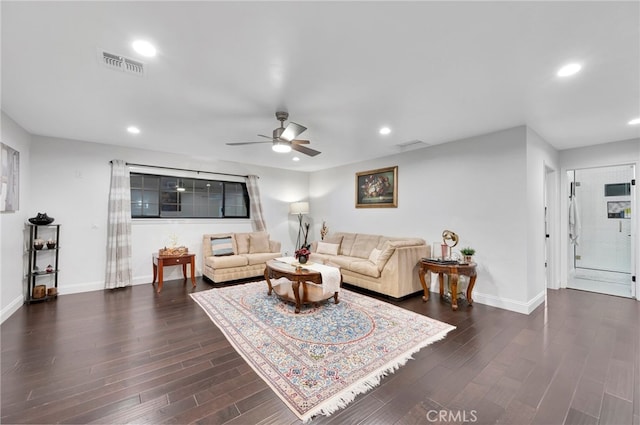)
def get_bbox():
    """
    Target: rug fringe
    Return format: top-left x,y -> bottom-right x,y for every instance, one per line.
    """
301,327 -> 454,423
